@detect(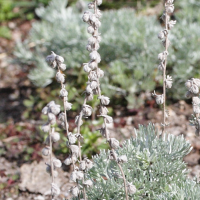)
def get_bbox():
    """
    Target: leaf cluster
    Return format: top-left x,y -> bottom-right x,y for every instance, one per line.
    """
74,124 -> 200,200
